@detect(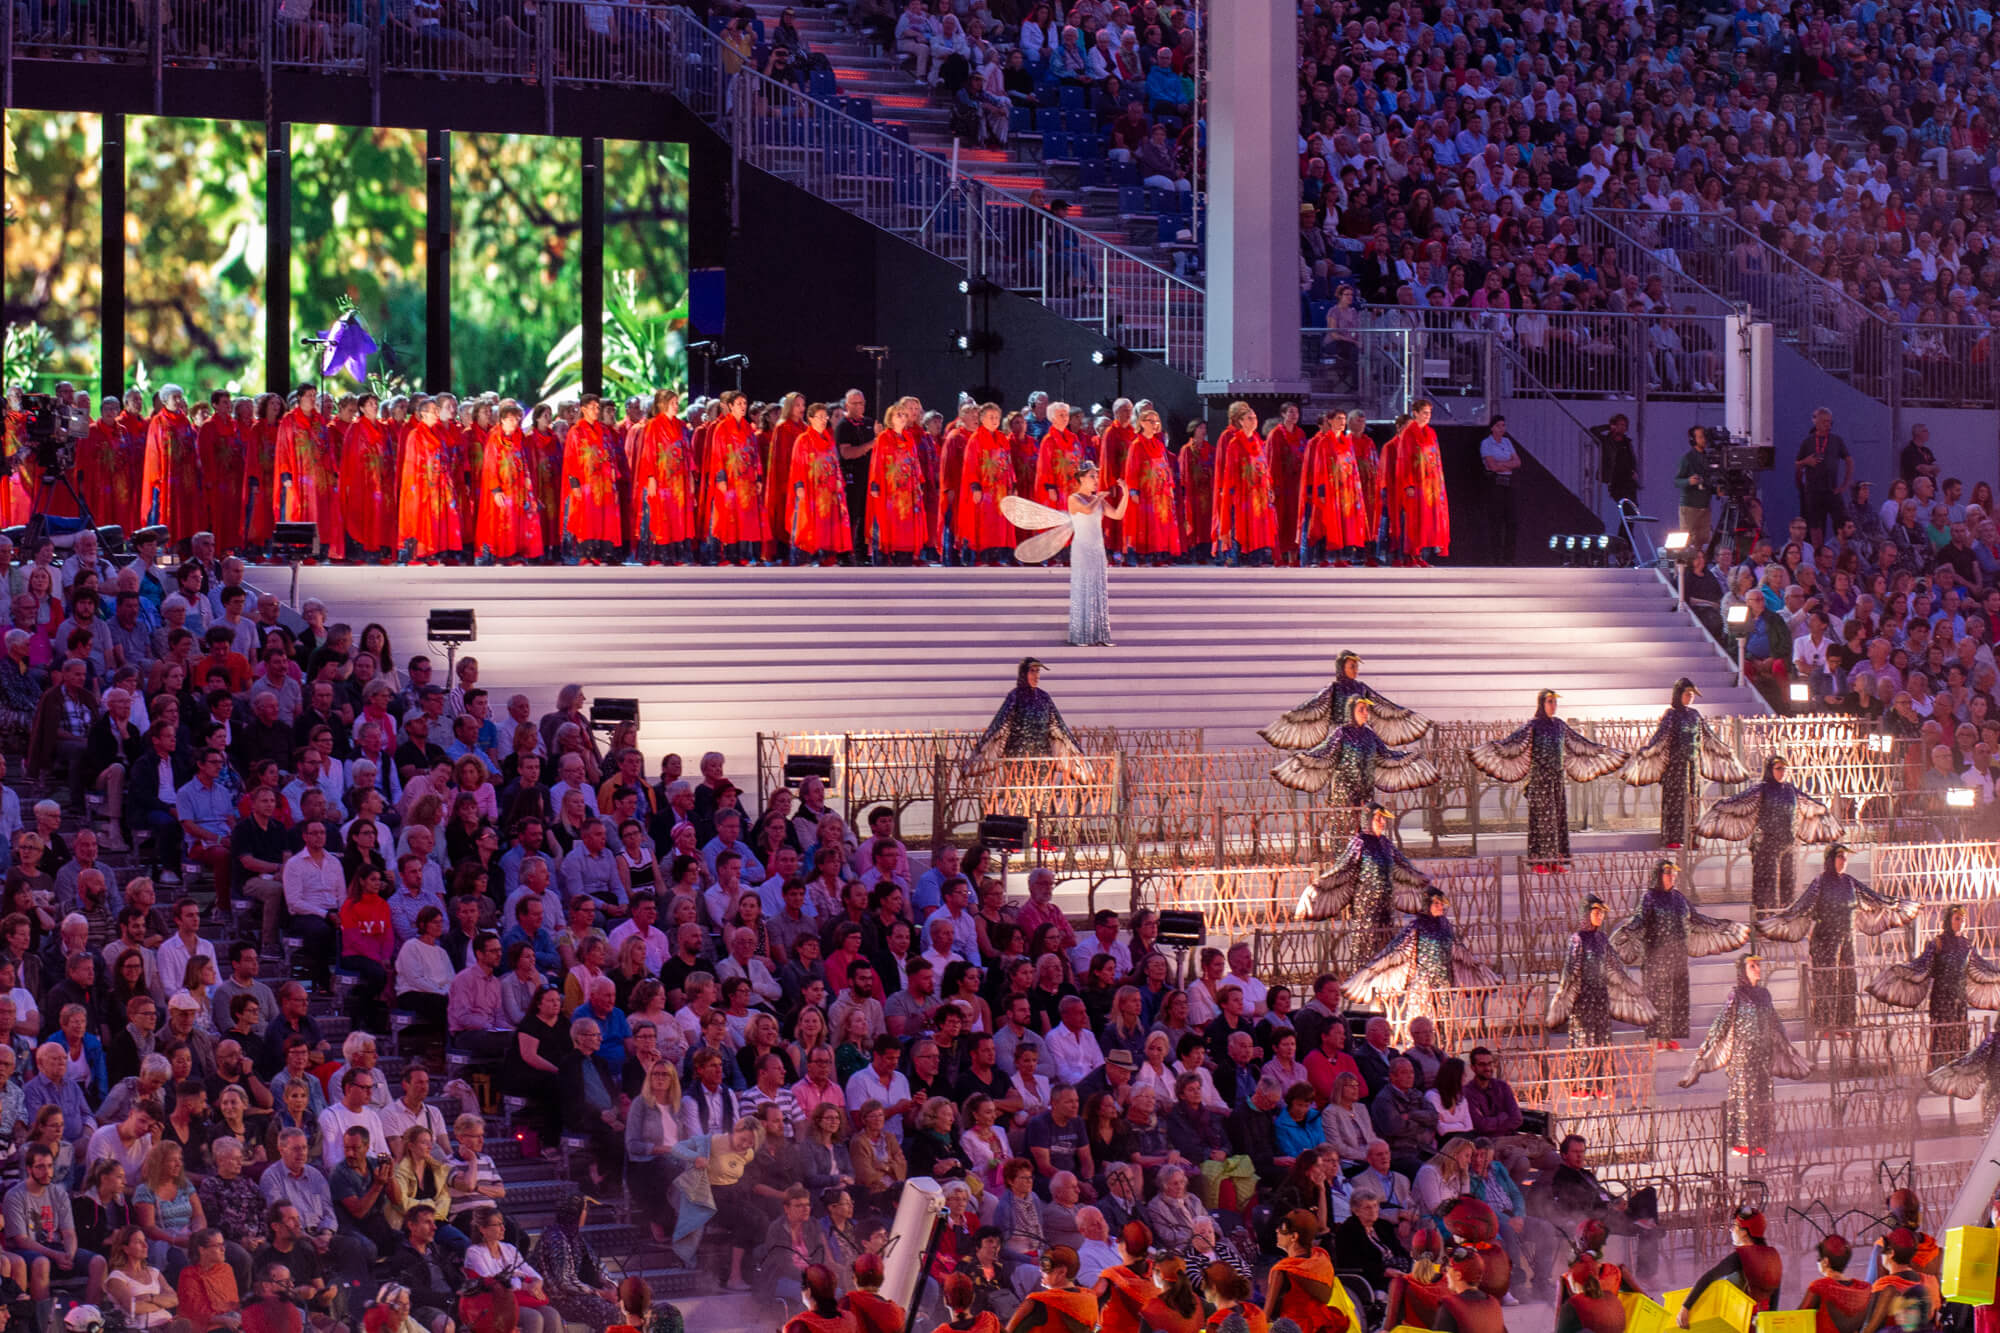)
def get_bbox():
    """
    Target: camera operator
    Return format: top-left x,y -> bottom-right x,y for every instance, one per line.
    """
1675,426 -> 1715,551
1794,406 -> 1852,543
